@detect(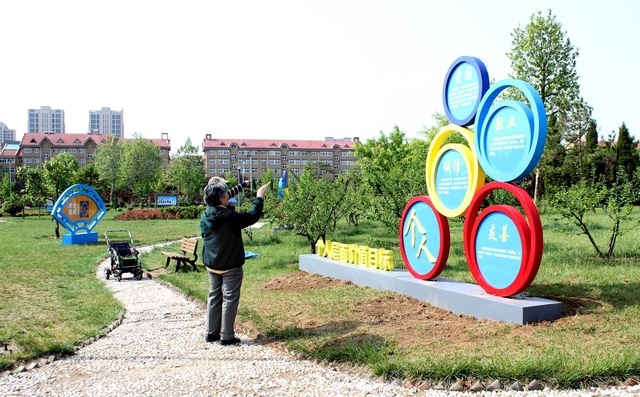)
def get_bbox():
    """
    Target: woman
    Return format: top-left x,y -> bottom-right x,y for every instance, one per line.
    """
200,179 -> 270,345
